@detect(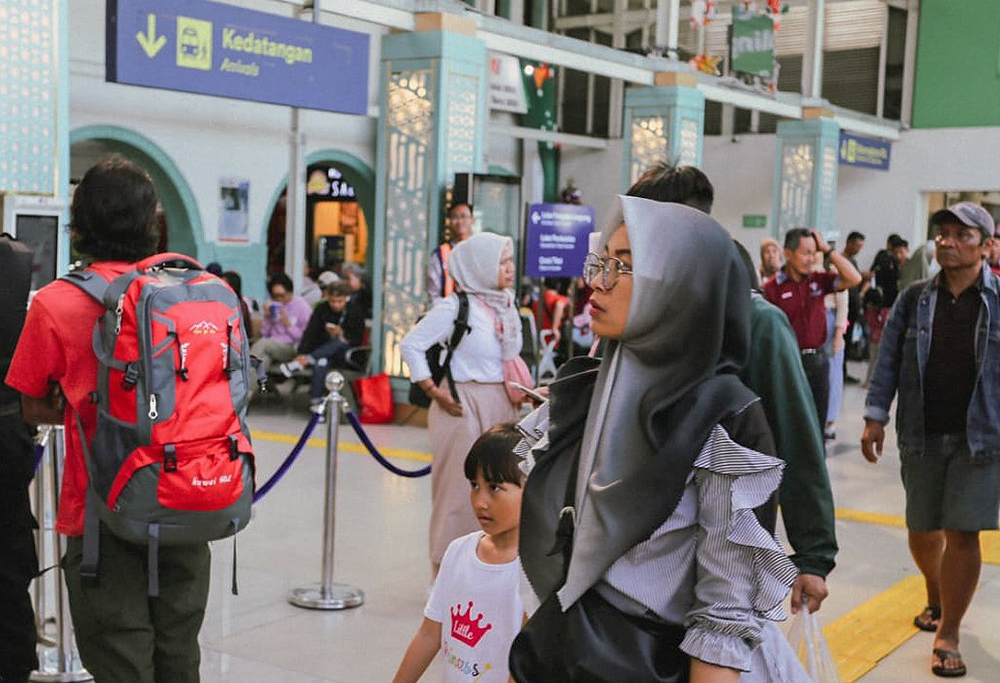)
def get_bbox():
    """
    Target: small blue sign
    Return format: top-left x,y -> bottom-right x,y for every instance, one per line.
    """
107,0 -> 369,115
524,203 -> 595,278
838,131 -> 891,171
